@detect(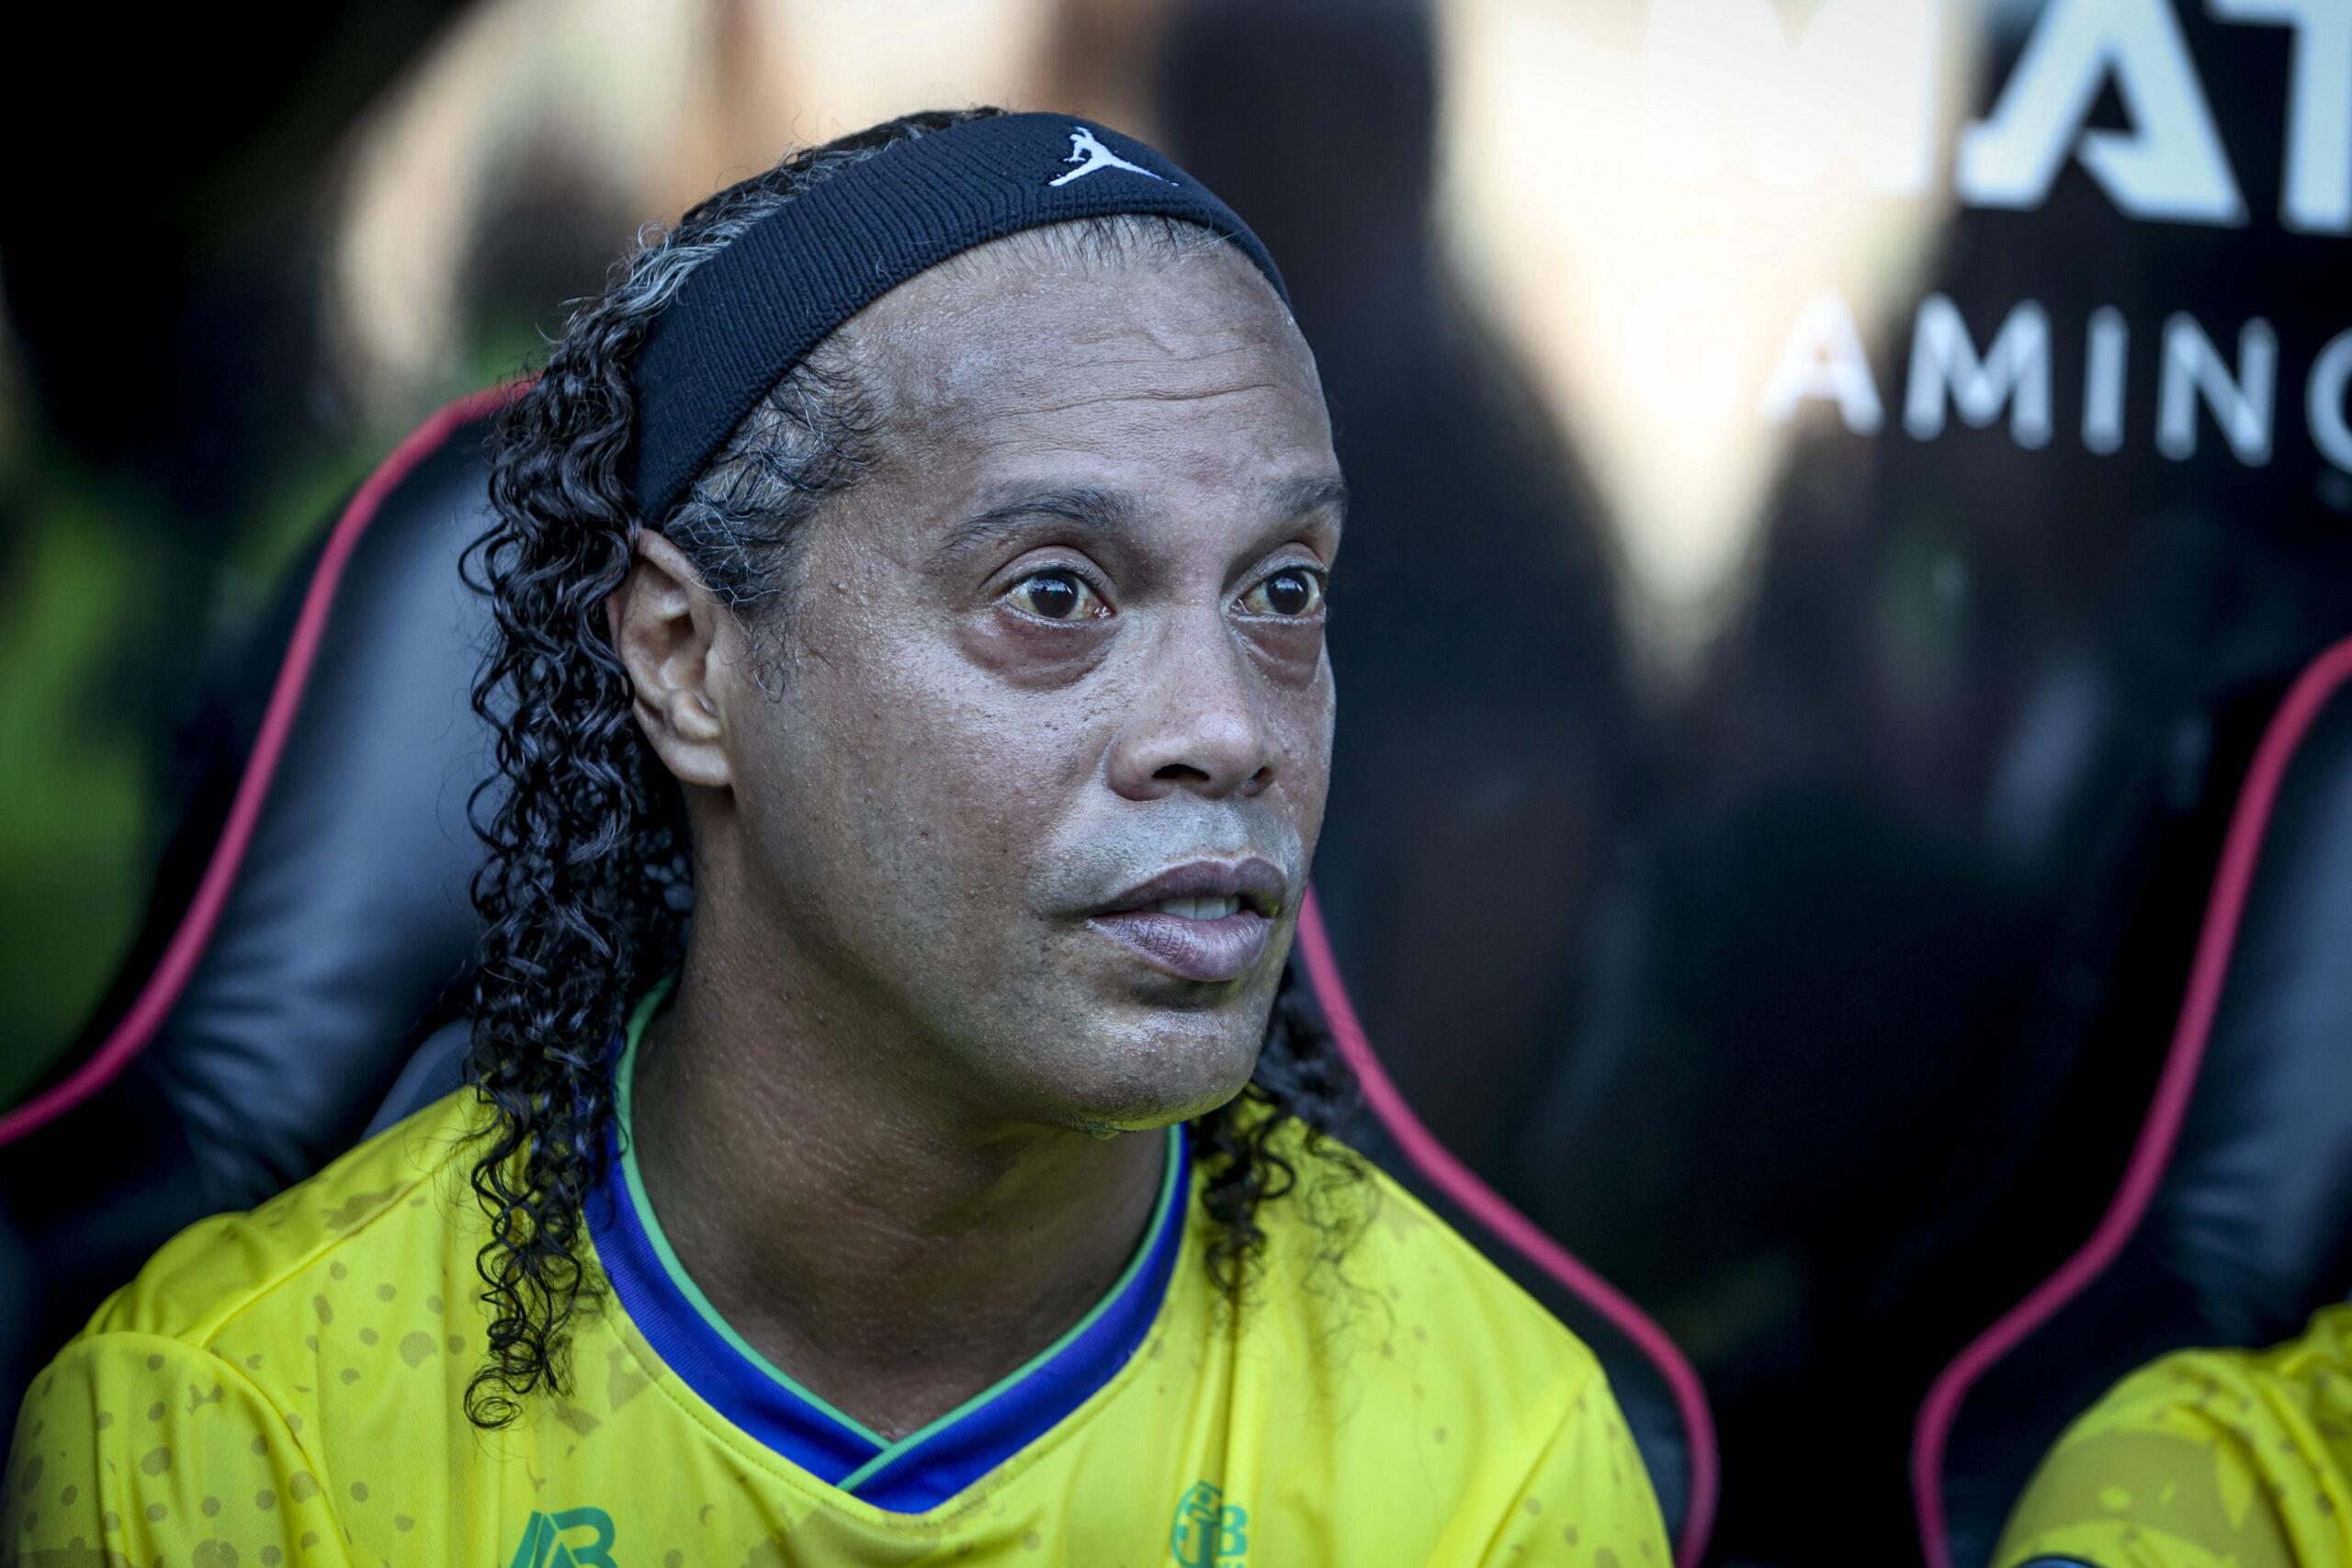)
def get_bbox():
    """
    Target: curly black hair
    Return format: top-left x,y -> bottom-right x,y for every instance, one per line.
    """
462,107 -> 1360,1428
